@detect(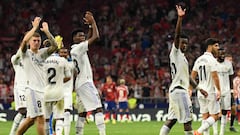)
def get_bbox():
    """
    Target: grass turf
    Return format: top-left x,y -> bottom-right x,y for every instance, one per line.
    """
1,121 -> 240,135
